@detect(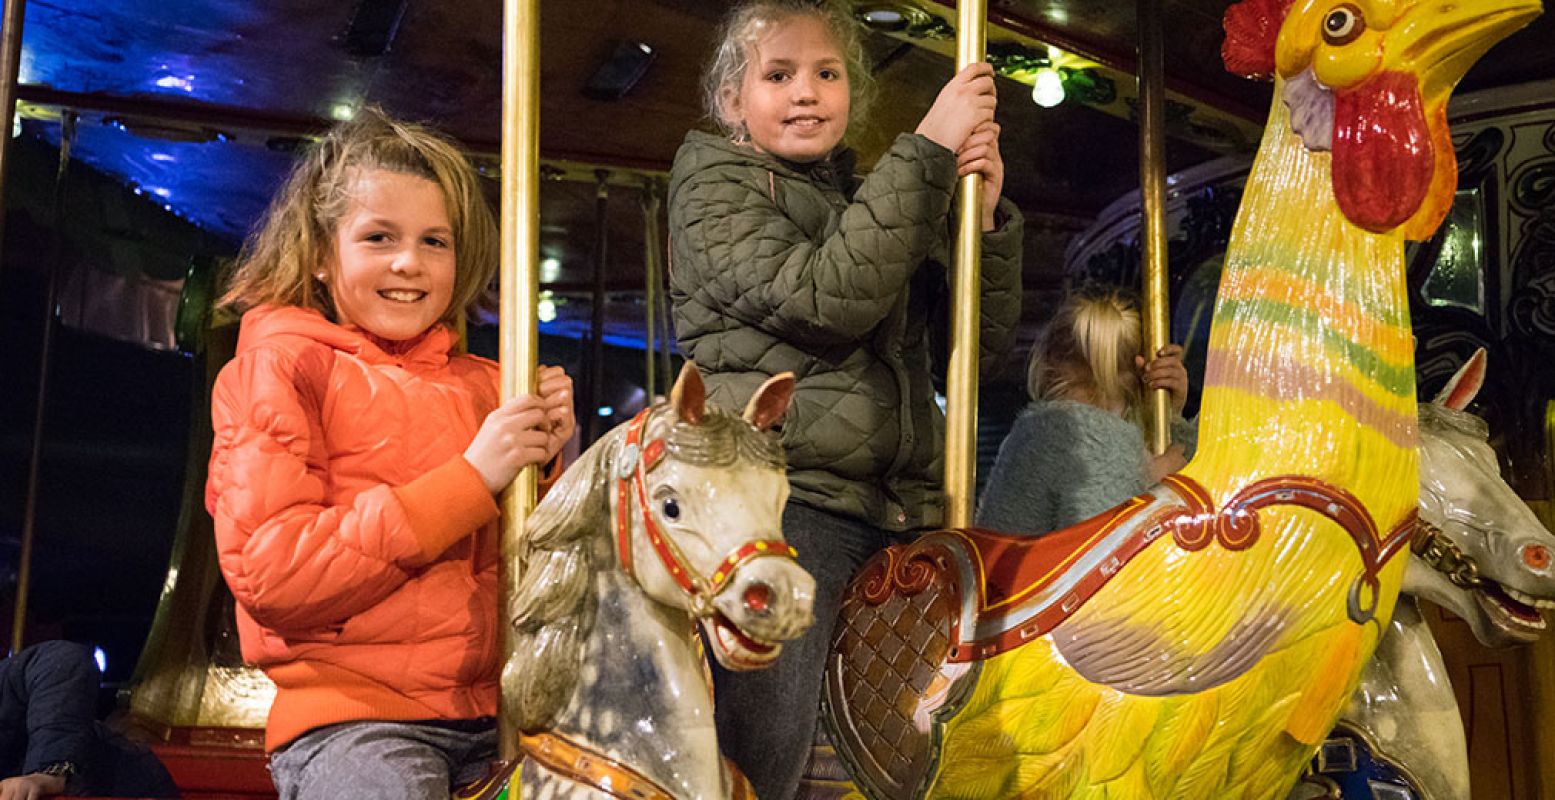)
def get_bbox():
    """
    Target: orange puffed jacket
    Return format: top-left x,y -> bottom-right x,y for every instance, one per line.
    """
207,304 -> 522,751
